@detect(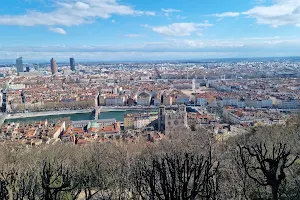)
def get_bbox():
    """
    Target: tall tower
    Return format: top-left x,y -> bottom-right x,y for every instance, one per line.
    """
34,64 -> 39,71
192,78 -> 196,92
16,57 -> 23,75
158,105 -> 166,132
50,58 -> 58,75
70,57 -> 76,71
178,104 -> 188,128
